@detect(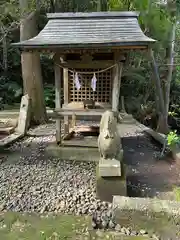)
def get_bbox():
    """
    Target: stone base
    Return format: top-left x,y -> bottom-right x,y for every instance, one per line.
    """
99,158 -> 121,177
98,150 -> 123,177
96,163 -> 127,202
46,143 -> 99,162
